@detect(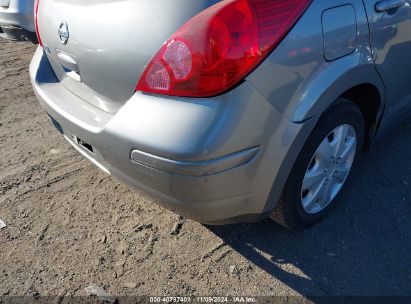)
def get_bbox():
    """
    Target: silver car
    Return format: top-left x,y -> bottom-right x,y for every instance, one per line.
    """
0,0 -> 36,42
30,0 -> 411,228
